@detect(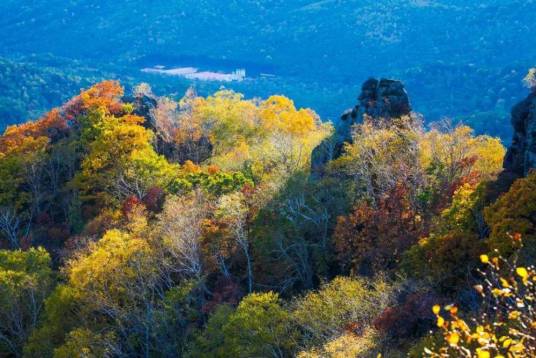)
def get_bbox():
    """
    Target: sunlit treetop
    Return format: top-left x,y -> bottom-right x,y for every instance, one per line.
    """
63,80 -> 125,119
0,109 -> 66,155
